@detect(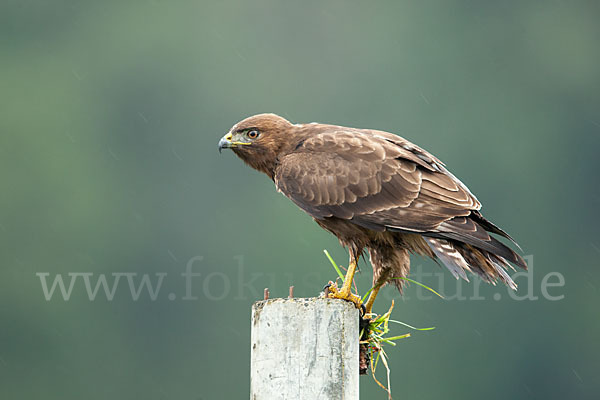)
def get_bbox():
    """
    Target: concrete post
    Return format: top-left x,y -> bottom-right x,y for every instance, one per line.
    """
250,297 -> 359,400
